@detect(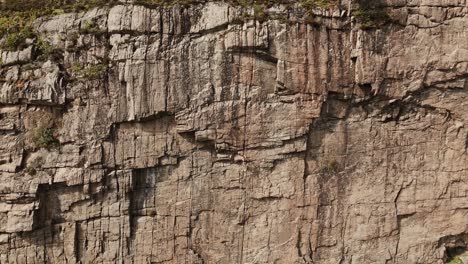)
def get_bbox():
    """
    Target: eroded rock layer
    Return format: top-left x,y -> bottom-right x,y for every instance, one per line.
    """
0,0 -> 467,263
